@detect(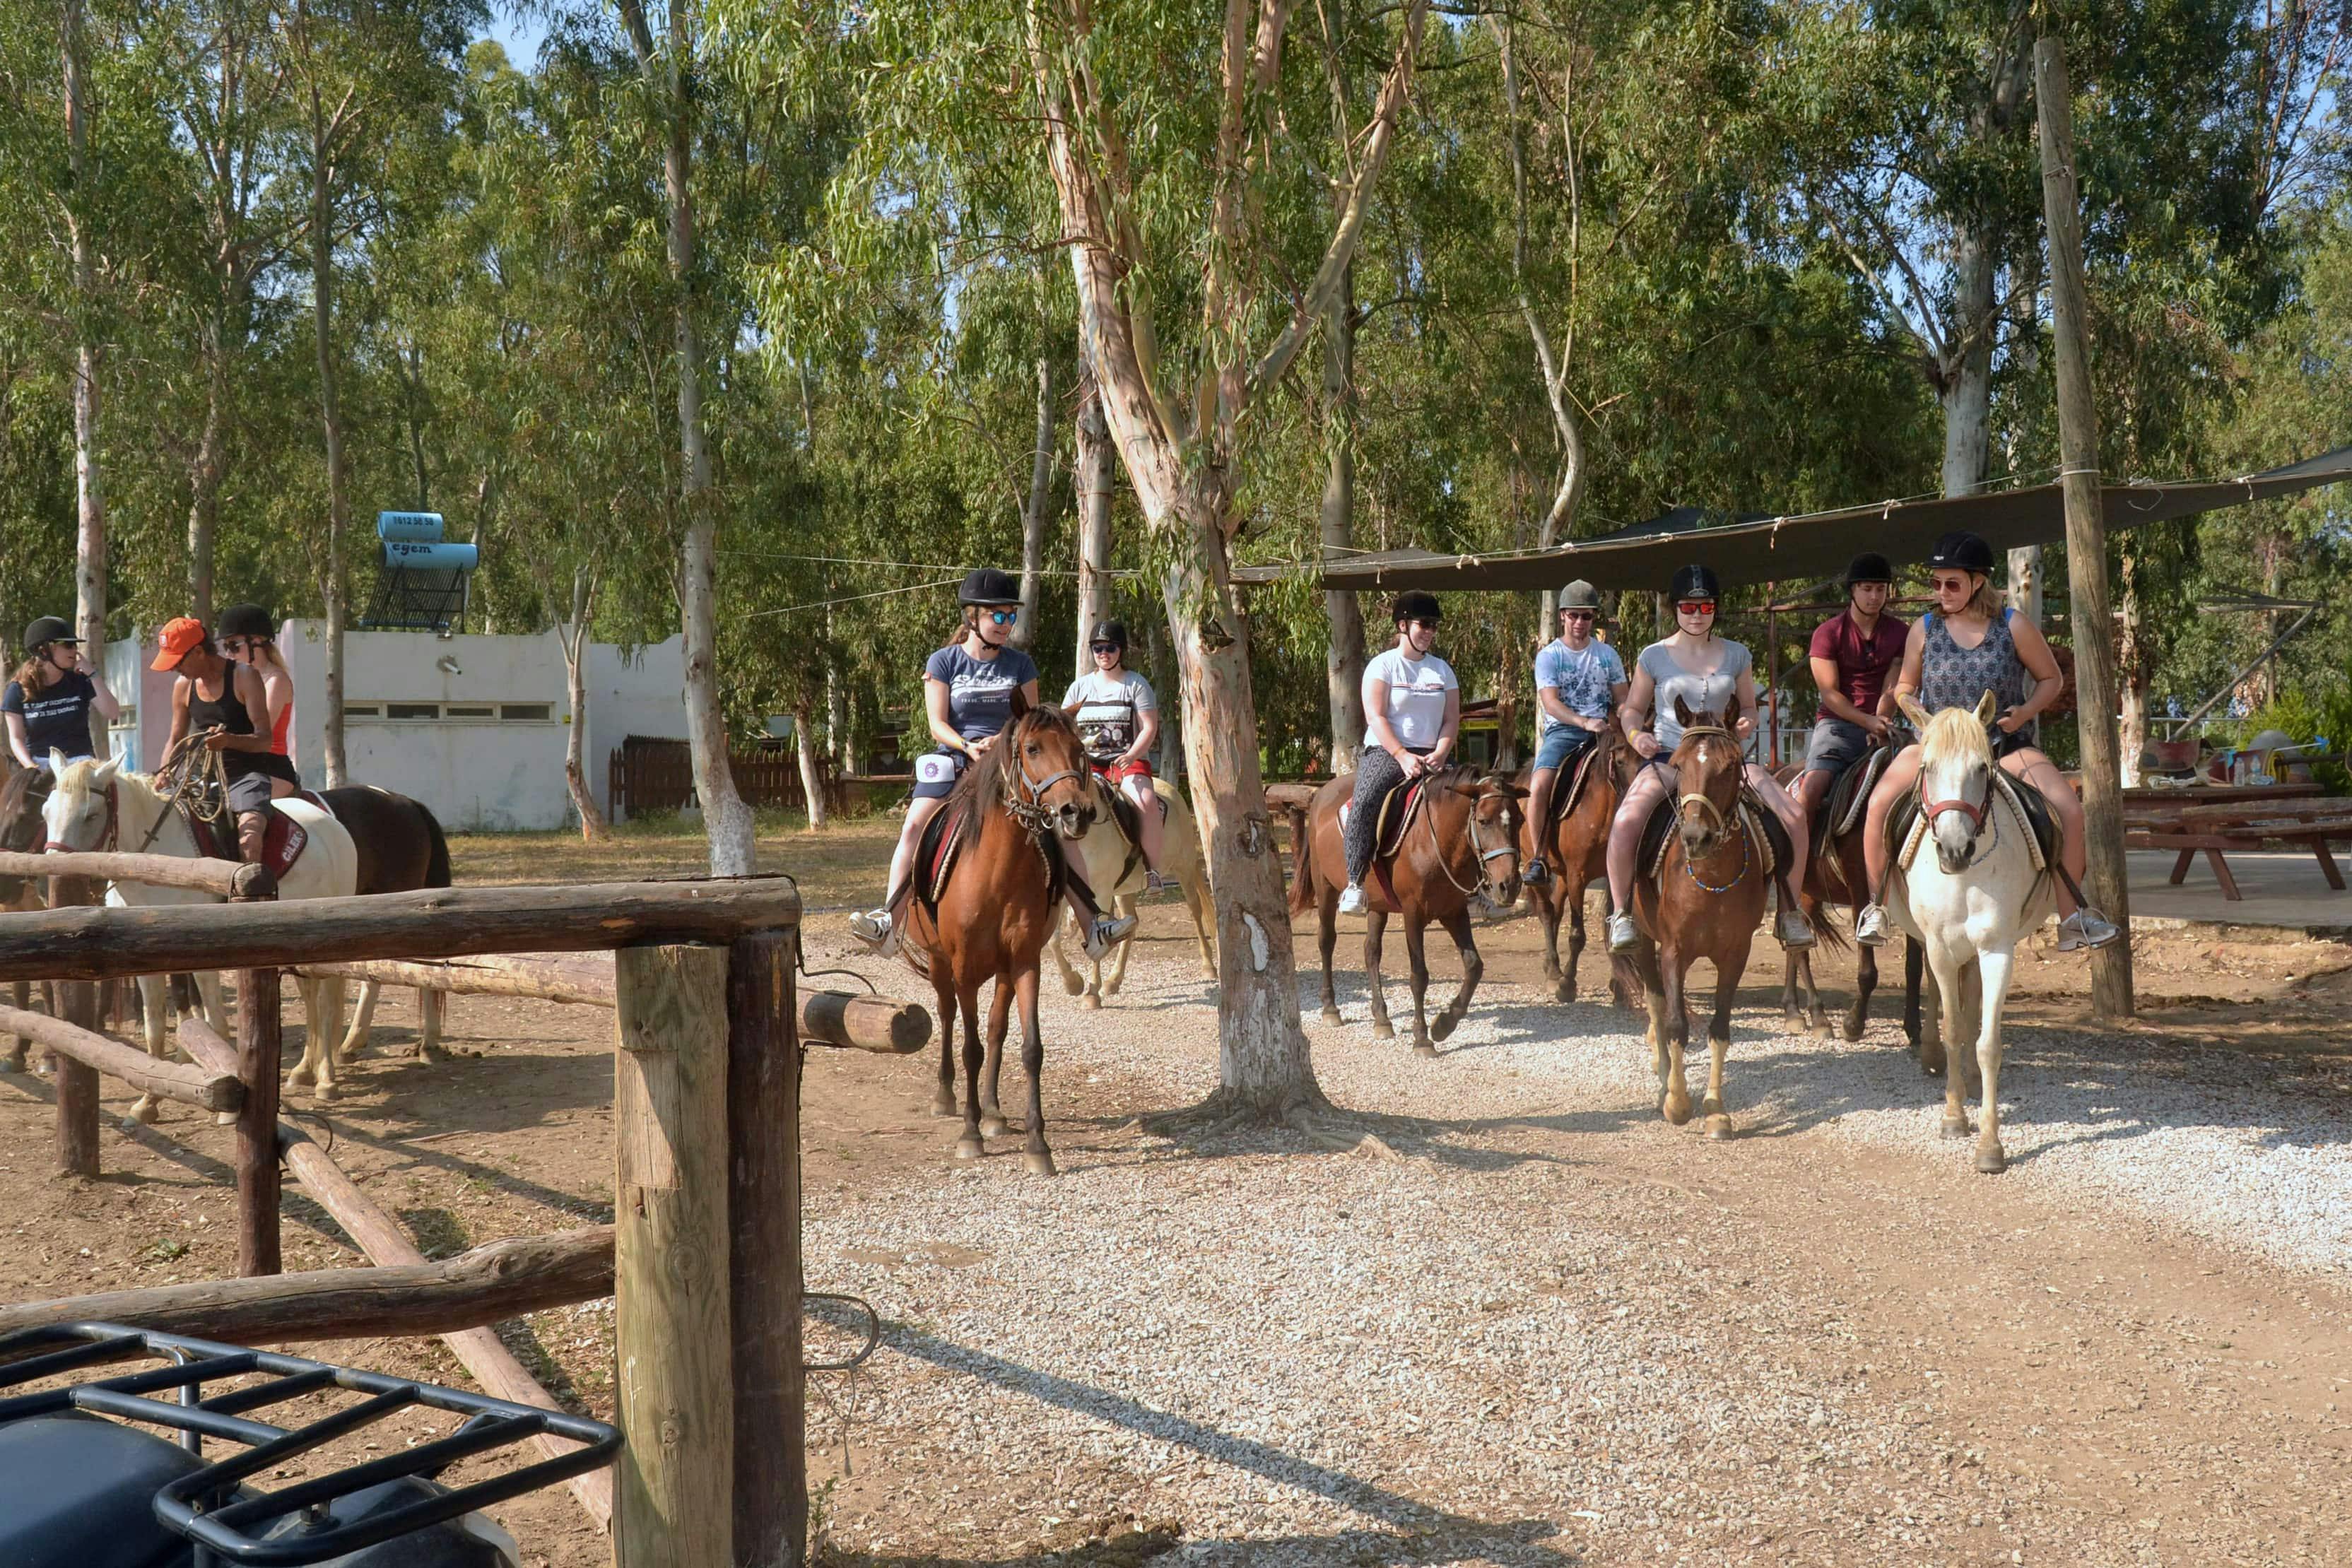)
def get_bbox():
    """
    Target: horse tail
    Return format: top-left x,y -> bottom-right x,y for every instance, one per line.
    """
1286,804 -> 1315,916
1806,892 -> 1851,955
417,801 -> 452,888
